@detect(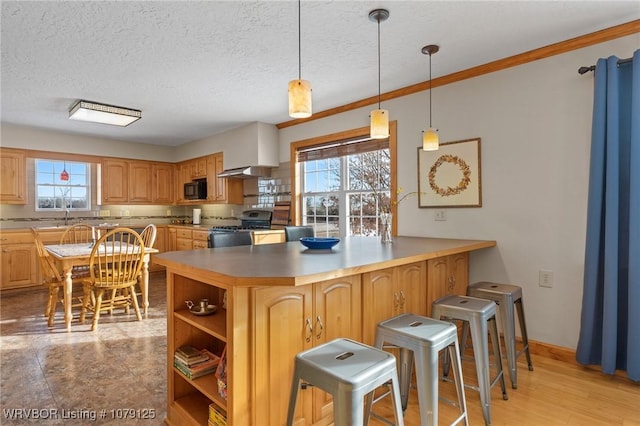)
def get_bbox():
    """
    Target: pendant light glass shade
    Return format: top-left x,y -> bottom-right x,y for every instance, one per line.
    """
370,109 -> 389,139
288,79 -> 312,118
369,9 -> 389,139
422,127 -> 439,151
